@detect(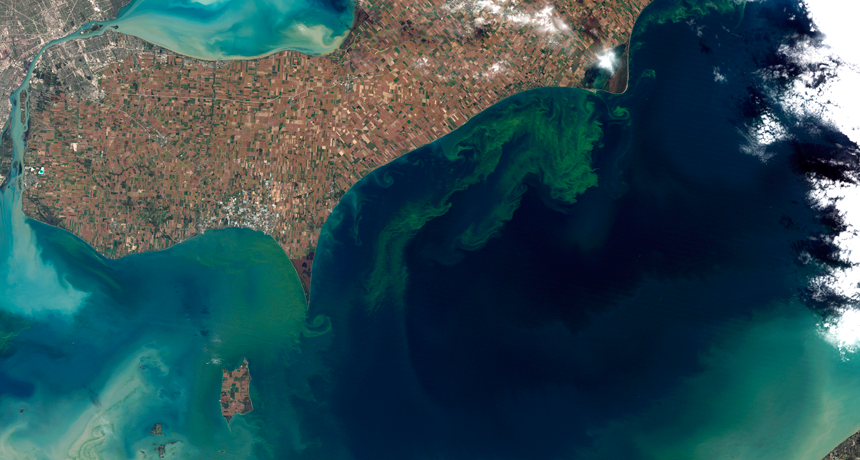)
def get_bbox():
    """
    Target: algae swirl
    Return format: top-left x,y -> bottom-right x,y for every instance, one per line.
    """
358,89 -> 604,313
